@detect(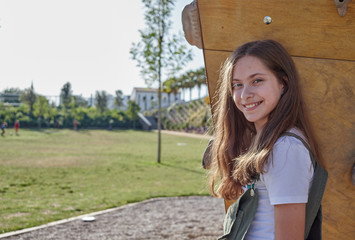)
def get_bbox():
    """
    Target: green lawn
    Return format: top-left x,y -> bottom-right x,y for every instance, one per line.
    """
0,129 -> 210,233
